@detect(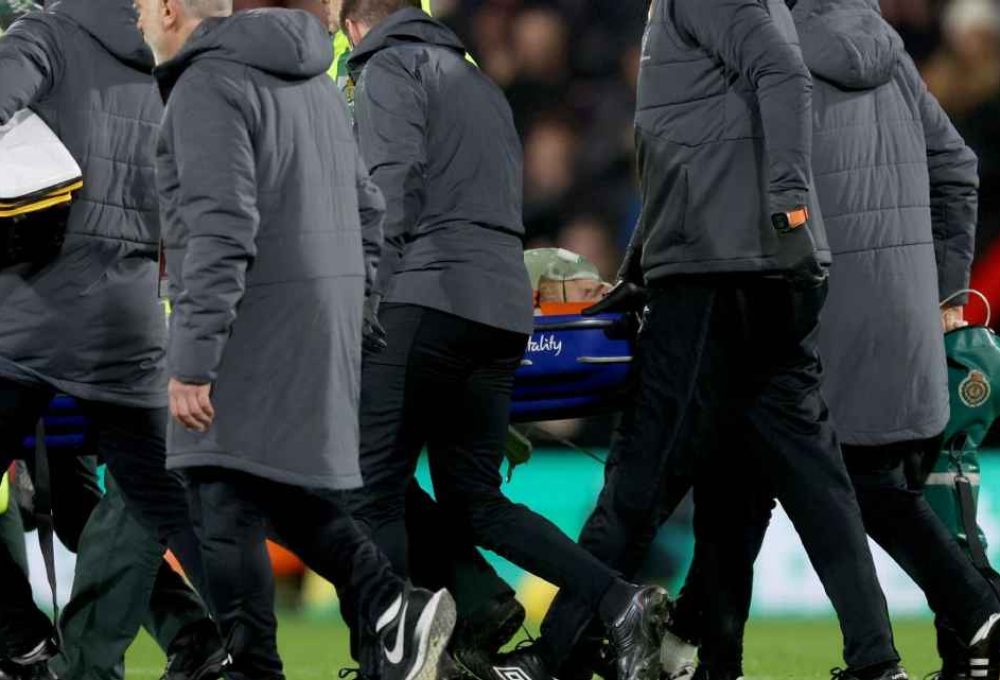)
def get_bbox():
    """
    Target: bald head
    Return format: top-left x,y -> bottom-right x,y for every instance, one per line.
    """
136,0 -> 233,63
